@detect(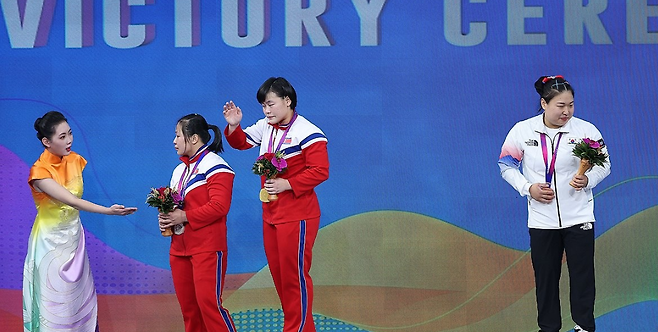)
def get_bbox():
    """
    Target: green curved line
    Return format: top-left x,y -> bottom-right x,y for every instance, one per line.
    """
341,176 -> 658,330
593,175 -> 658,198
